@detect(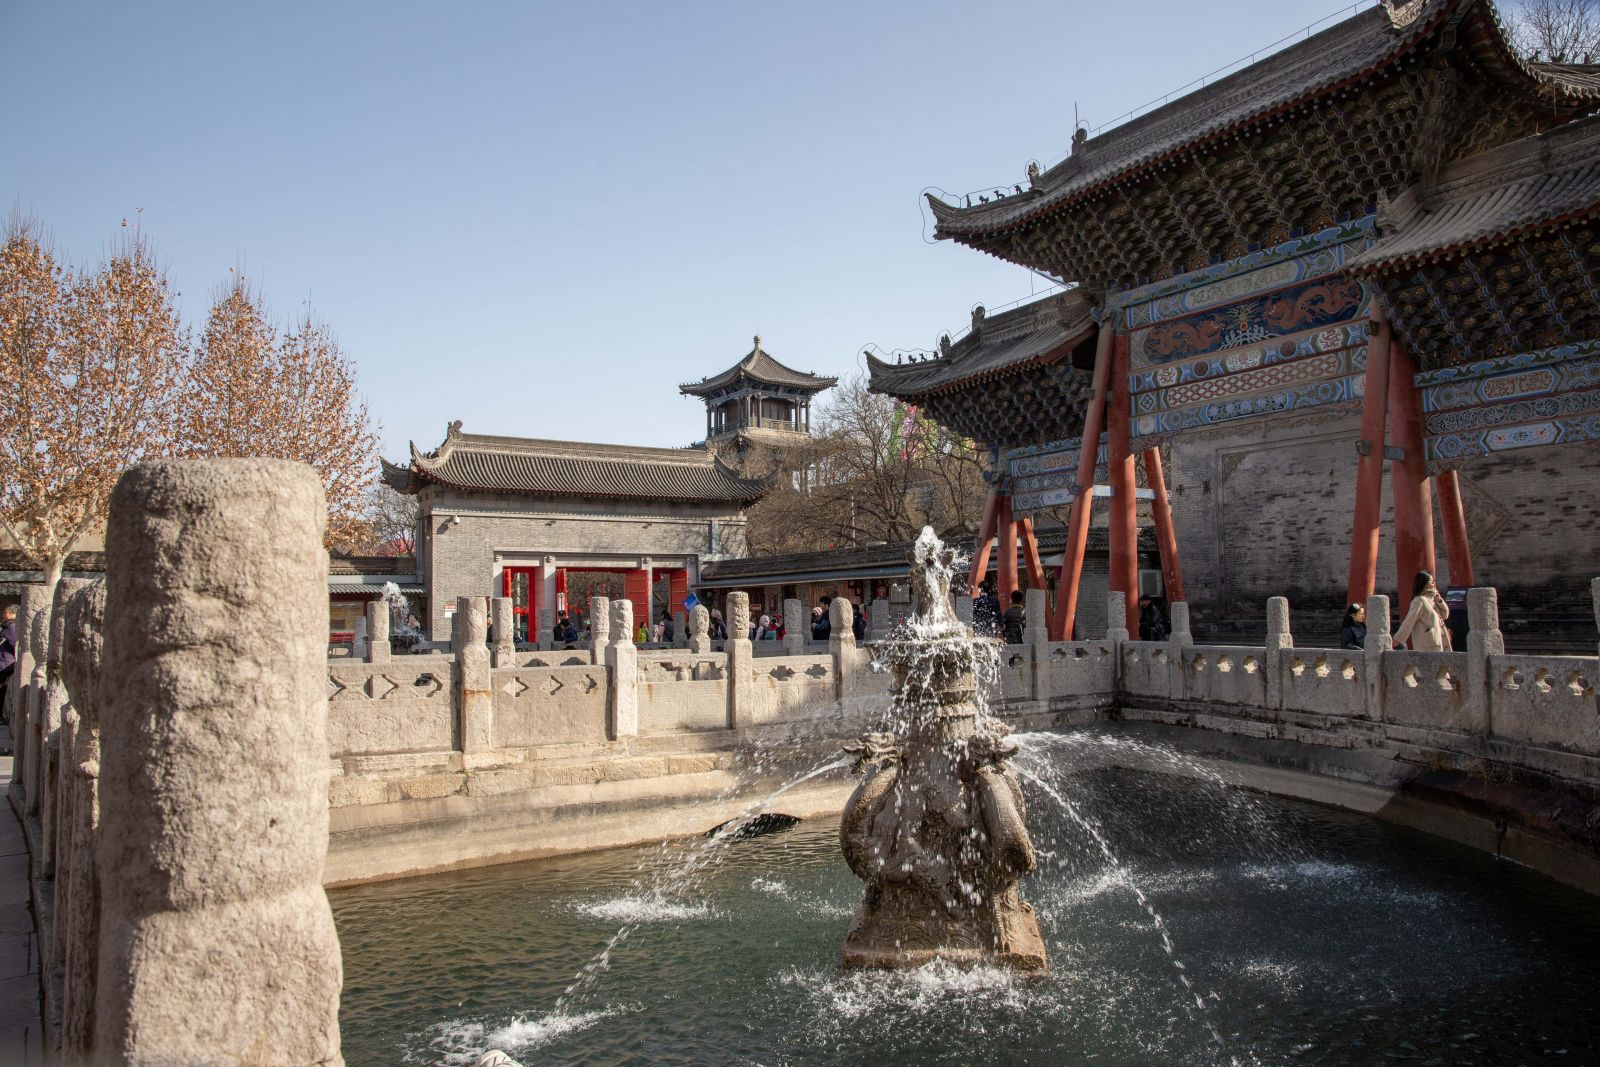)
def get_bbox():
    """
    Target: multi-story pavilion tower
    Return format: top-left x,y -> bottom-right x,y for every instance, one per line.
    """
680,336 -> 837,447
